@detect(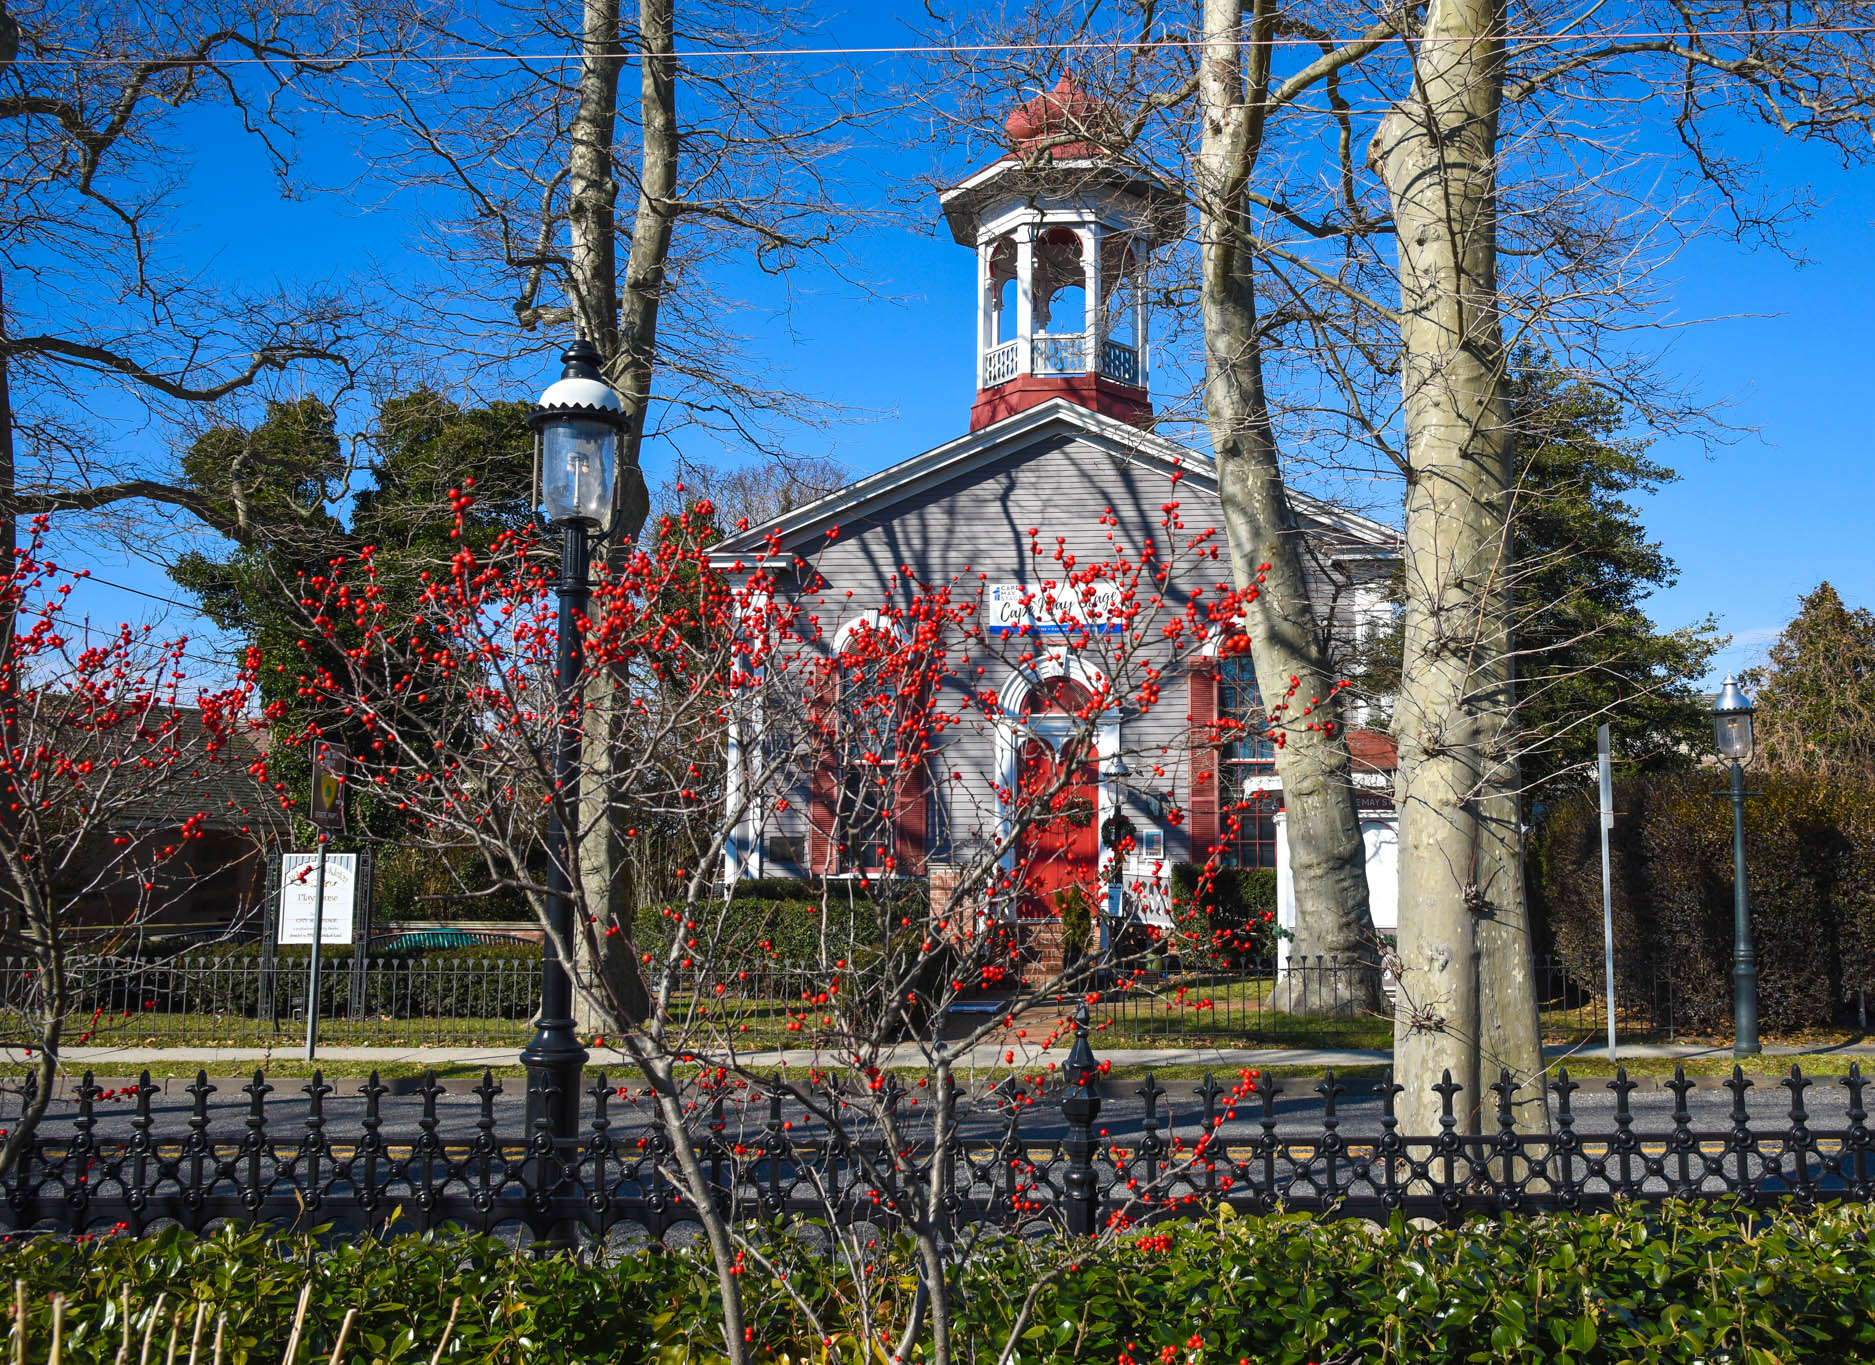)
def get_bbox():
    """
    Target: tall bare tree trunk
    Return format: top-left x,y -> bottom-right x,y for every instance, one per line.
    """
568,0 -> 667,1029
1369,0 -> 1544,1131
1199,0 -> 1382,1016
